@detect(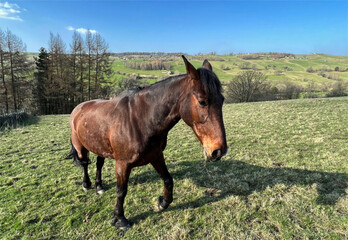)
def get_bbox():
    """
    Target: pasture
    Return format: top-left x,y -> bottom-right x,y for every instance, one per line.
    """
112,53 -> 348,89
1,97 -> 348,239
